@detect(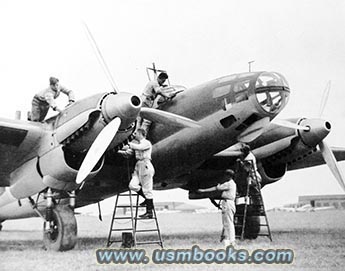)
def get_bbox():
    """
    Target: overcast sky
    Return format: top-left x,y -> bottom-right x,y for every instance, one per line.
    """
0,0 -> 345,209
